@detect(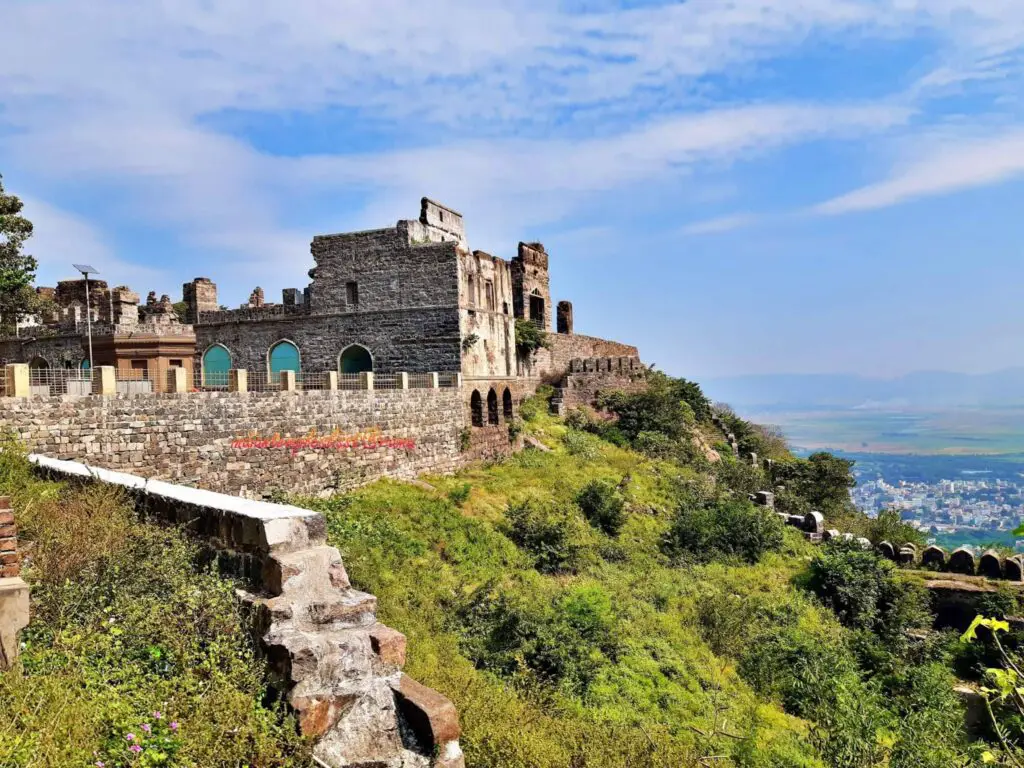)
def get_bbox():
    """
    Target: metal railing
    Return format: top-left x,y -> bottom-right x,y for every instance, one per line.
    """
25,367 -> 95,397
3,364 -> 464,397
407,373 -> 435,389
